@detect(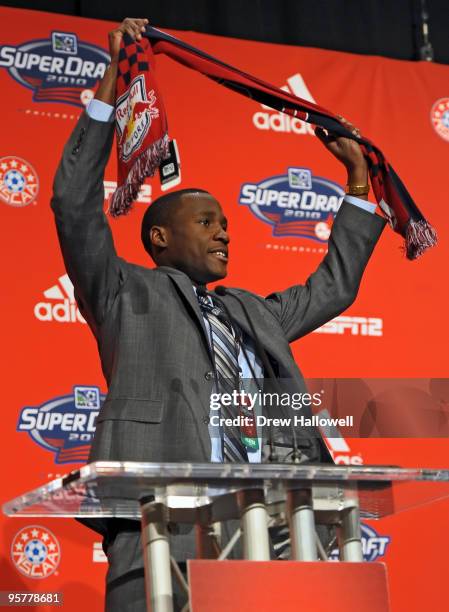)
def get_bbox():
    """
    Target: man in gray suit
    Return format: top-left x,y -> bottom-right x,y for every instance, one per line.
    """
51,17 -> 386,612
